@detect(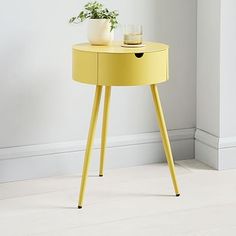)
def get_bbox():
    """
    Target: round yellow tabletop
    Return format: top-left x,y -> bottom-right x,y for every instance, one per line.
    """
72,41 -> 169,86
